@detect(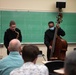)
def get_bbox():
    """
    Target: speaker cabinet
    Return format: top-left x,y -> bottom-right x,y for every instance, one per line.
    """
56,2 -> 66,8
